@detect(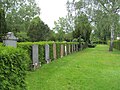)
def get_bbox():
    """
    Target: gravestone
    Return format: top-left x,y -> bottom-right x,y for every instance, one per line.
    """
72,44 -> 74,53
53,43 -> 57,60
32,45 -> 39,69
60,44 -> 64,58
76,44 -> 78,51
45,44 -> 50,63
65,45 -> 67,56
73,44 -> 75,51
3,32 -> 18,47
68,44 -> 71,54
